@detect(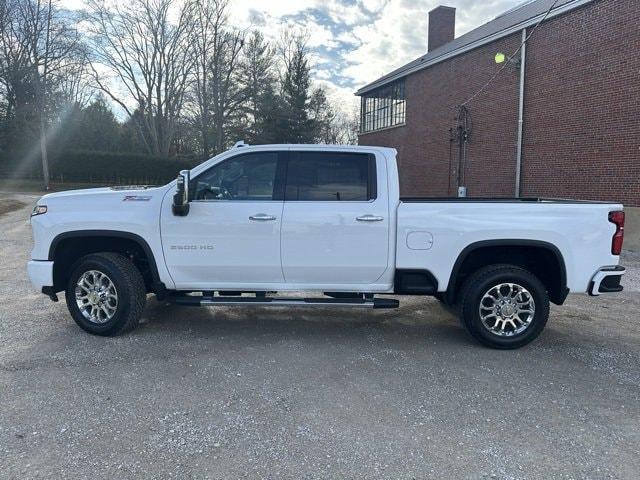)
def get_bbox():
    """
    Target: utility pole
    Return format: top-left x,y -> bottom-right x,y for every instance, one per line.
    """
39,113 -> 50,191
515,28 -> 527,198
453,105 -> 471,197
39,0 -> 52,191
